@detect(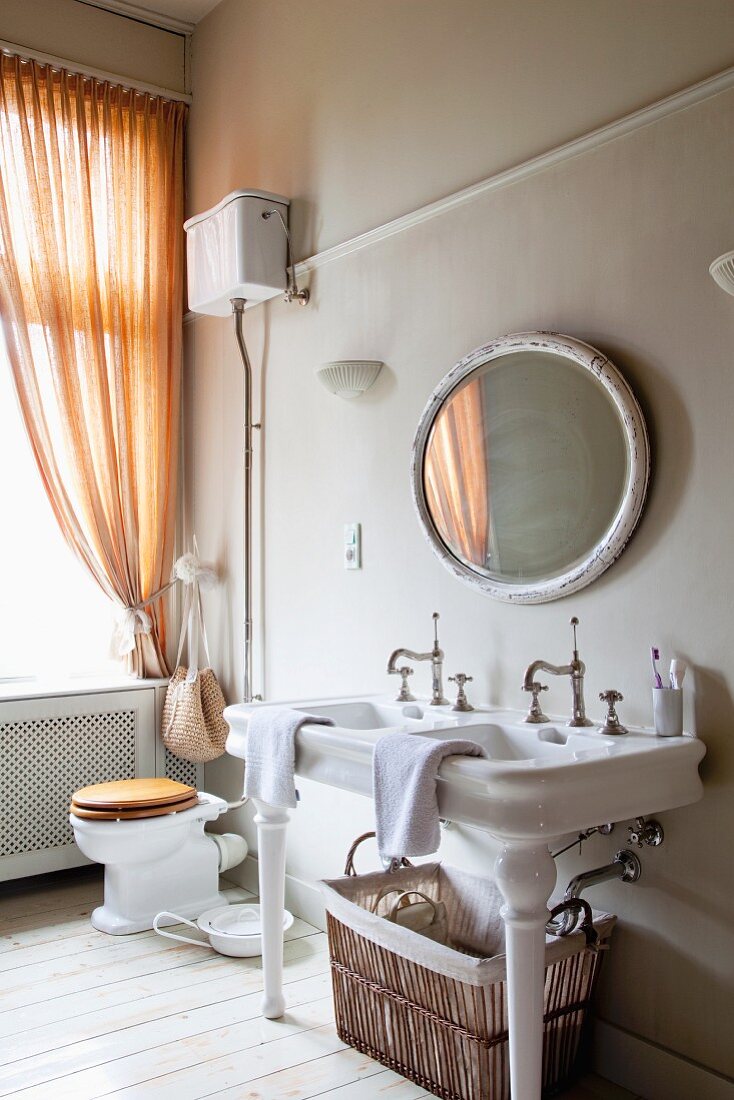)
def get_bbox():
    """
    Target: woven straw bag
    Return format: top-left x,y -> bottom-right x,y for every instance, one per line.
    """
162,579 -> 228,763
